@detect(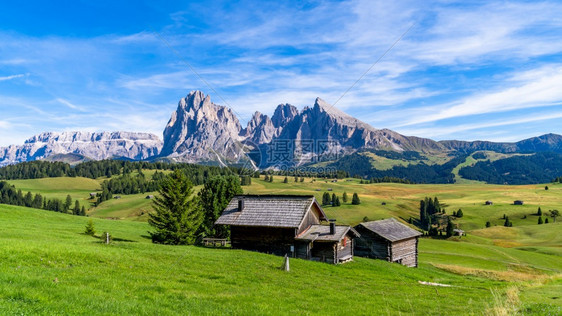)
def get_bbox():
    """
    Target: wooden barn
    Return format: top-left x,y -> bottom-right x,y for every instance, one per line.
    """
354,218 -> 422,267
215,195 -> 358,264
